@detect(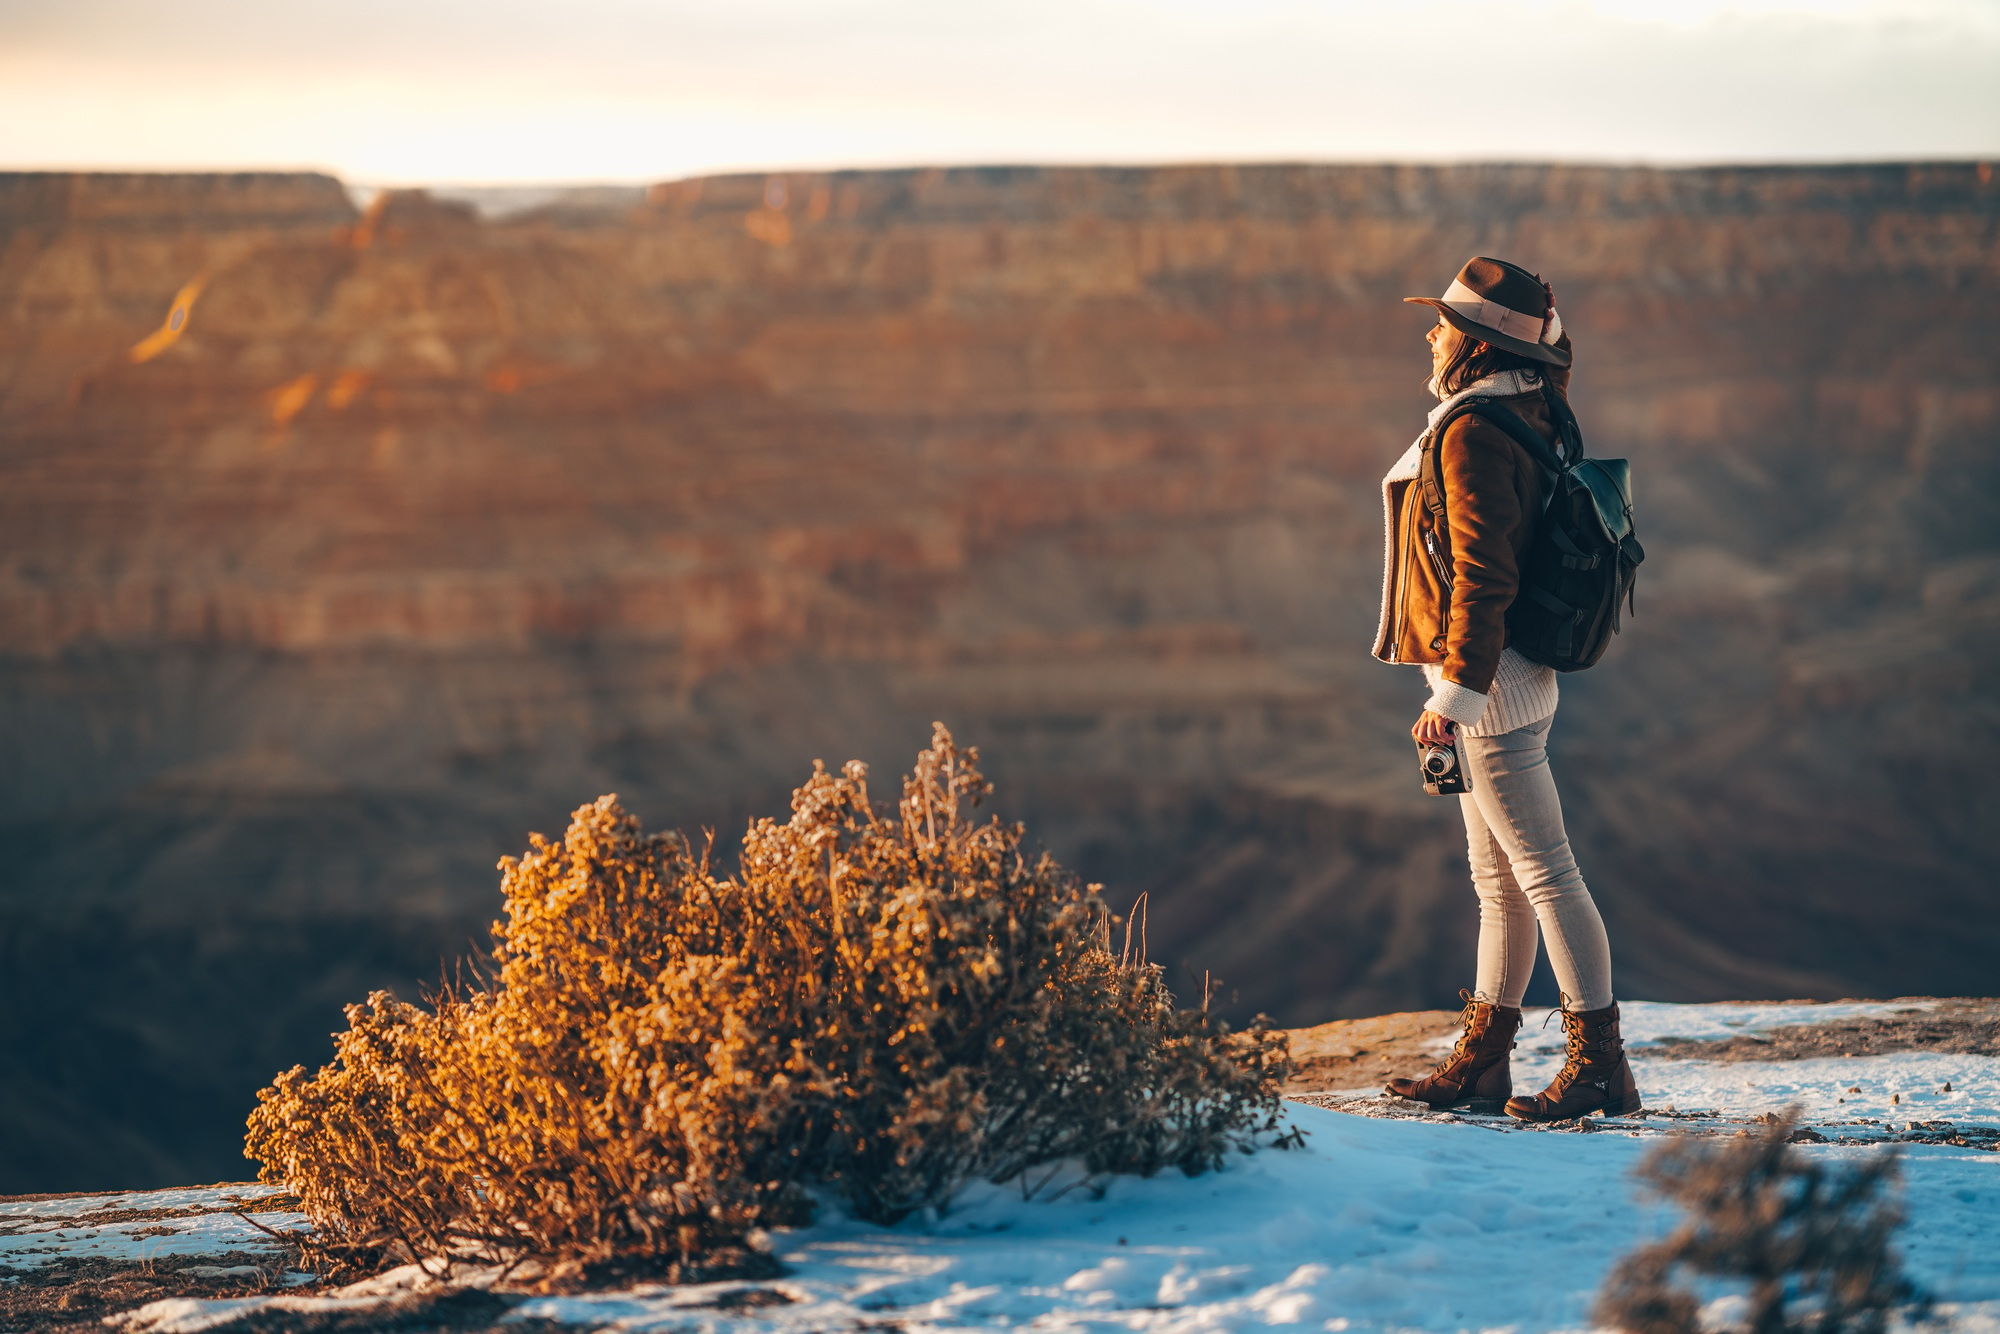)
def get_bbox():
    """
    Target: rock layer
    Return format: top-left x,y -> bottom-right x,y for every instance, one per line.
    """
1,163 -> 1996,1189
